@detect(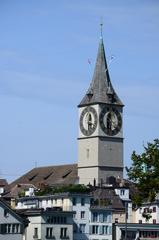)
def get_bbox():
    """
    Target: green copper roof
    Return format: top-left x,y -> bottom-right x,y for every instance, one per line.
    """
79,38 -> 123,107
